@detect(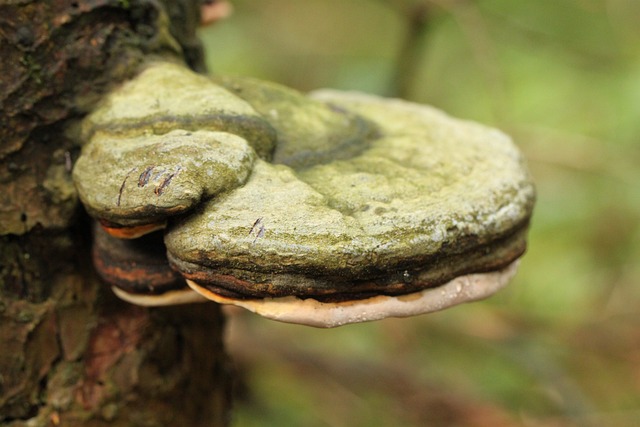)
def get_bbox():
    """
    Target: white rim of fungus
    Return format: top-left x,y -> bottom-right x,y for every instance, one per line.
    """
186,260 -> 520,328
111,286 -> 208,306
